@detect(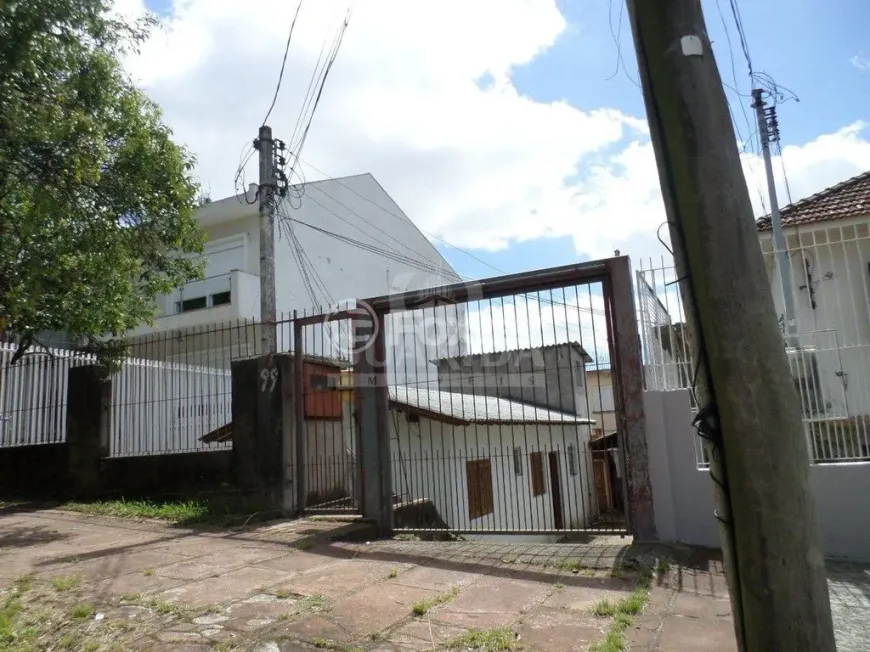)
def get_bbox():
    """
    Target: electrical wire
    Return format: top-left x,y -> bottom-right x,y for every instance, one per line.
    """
605,0 -> 640,88
262,0 -> 305,126
287,158 -> 610,322
727,0 -> 753,76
